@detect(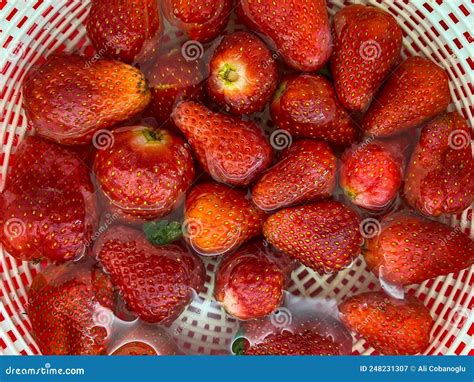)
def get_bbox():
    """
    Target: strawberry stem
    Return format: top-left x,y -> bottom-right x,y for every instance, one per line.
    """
231,337 -> 248,356
345,188 -> 357,200
273,81 -> 287,102
218,63 -> 239,84
143,220 -> 183,245
142,129 -> 158,142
